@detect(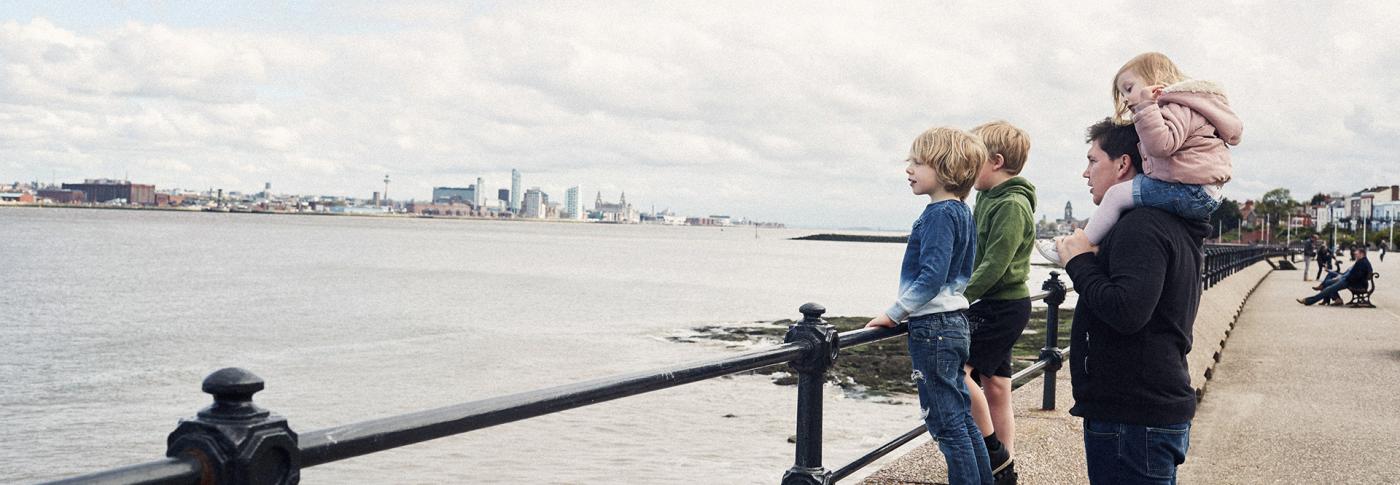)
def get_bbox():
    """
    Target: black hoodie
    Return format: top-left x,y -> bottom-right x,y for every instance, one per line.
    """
1064,207 -> 1212,426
